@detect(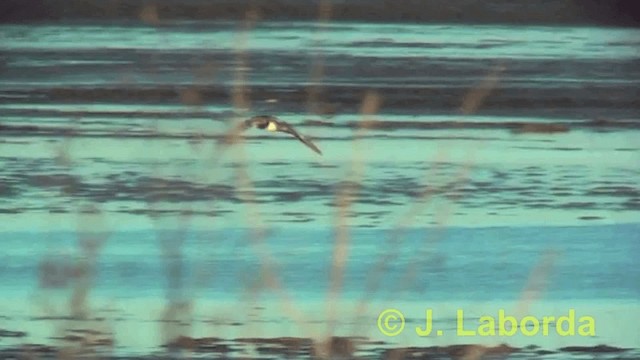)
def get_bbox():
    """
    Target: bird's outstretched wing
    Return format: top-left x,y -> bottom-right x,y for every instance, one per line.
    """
244,116 -> 271,129
278,122 -> 323,155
